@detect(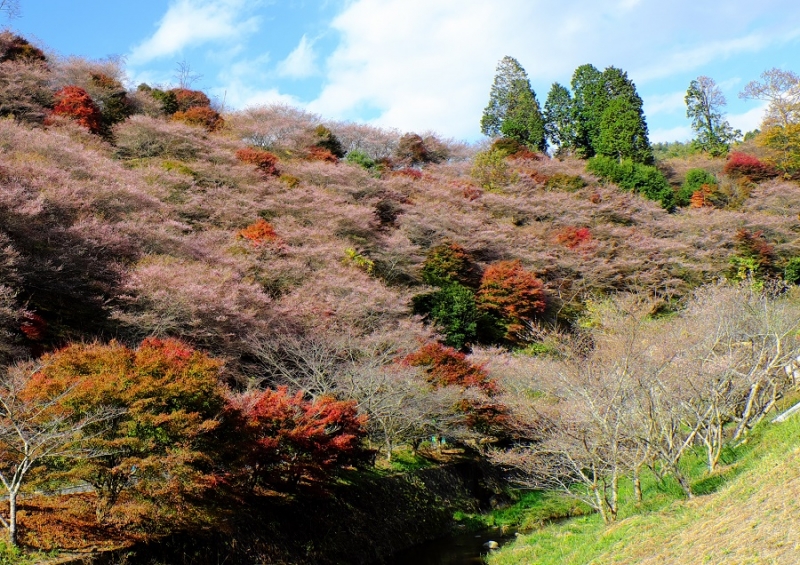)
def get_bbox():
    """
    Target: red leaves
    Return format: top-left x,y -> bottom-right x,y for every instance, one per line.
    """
51,86 -> 102,134
306,145 -> 338,162
172,106 -> 224,131
237,218 -> 279,246
477,260 -> 546,342
404,342 -> 493,392
19,312 -> 46,341
554,226 -> 593,249
236,147 -> 279,176
229,387 -> 368,487
690,184 -> 715,208
723,151 -> 778,181
170,88 -> 211,112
